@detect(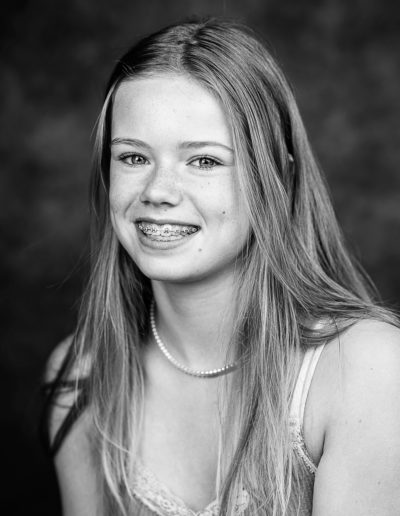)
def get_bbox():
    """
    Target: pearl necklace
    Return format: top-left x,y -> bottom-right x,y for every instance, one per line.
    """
150,302 -> 238,378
